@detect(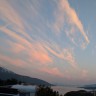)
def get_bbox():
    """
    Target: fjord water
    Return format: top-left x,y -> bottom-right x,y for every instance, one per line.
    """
51,86 -> 88,95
